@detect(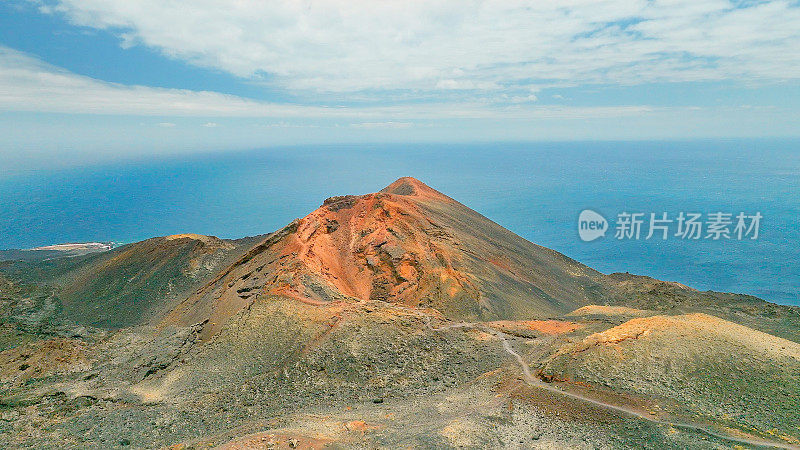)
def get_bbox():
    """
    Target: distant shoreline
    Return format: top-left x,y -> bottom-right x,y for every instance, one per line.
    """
31,242 -> 114,251
0,241 -> 119,262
